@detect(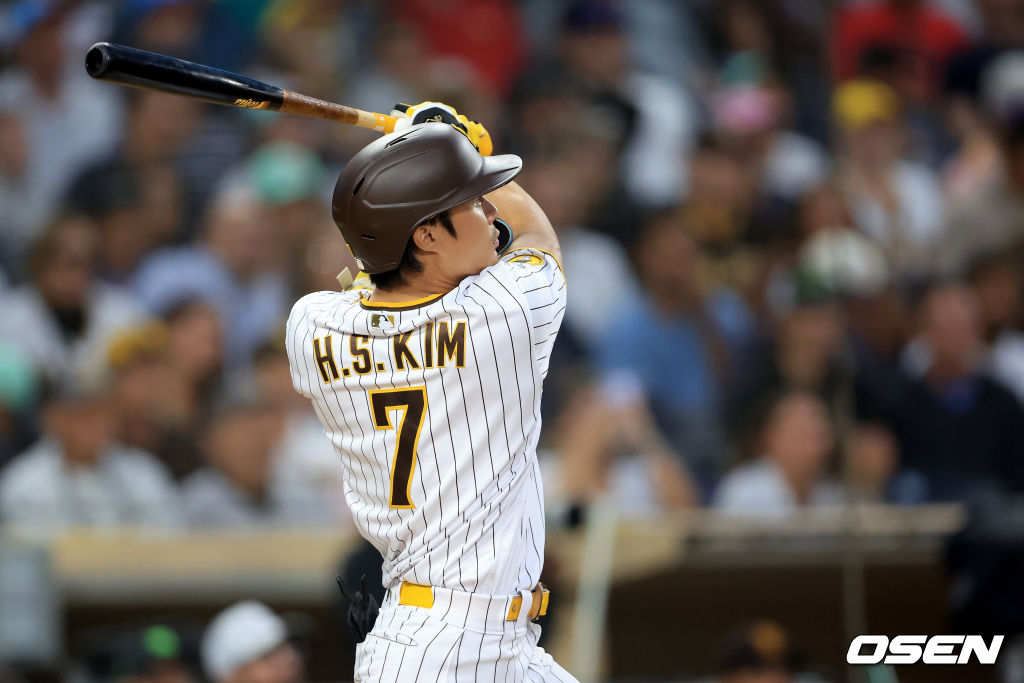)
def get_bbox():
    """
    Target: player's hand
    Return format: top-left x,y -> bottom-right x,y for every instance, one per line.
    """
391,101 -> 493,156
